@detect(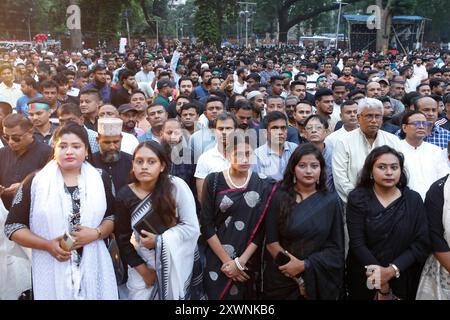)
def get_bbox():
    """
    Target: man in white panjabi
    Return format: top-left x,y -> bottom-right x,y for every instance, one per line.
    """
333,98 -> 402,204
398,111 -> 450,200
